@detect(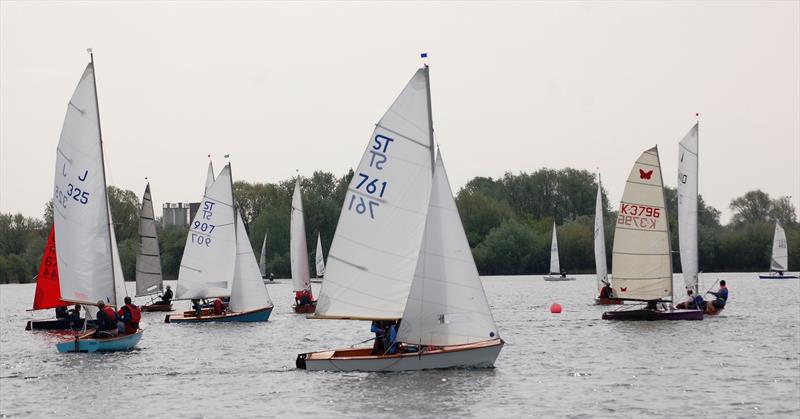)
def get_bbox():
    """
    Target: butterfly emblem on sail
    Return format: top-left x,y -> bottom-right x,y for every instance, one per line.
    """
639,169 -> 653,180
